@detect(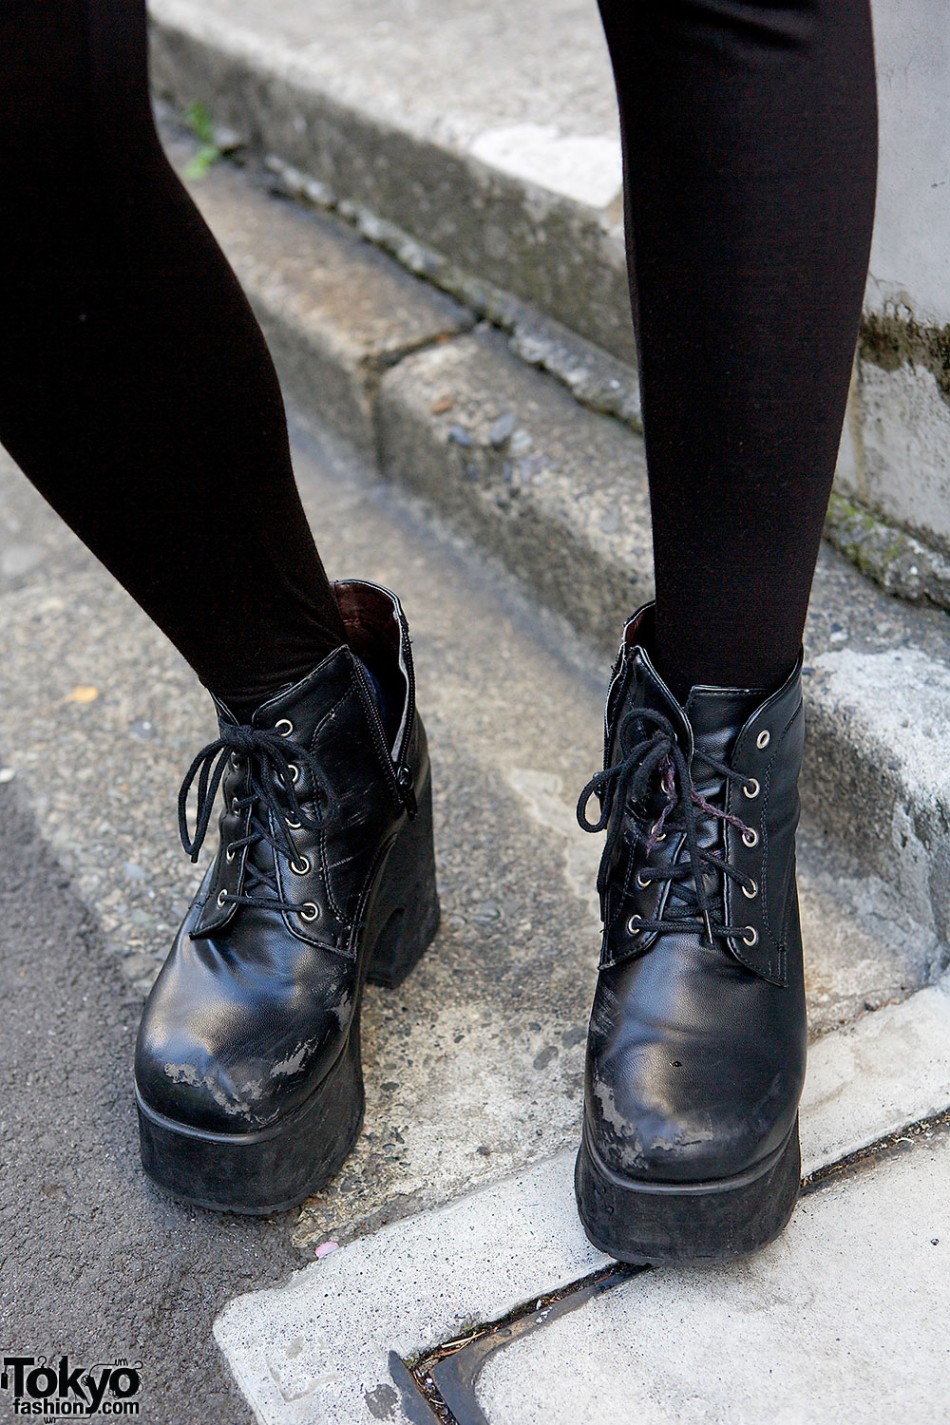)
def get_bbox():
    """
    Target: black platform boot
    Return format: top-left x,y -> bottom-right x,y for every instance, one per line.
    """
135,579 -> 439,1213
574,602 -> 806,1263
